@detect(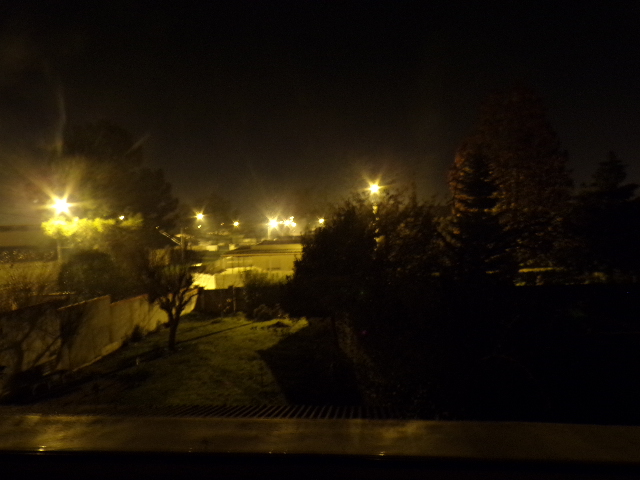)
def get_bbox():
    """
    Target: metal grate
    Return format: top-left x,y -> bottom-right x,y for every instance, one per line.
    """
2,404 -> 403,420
